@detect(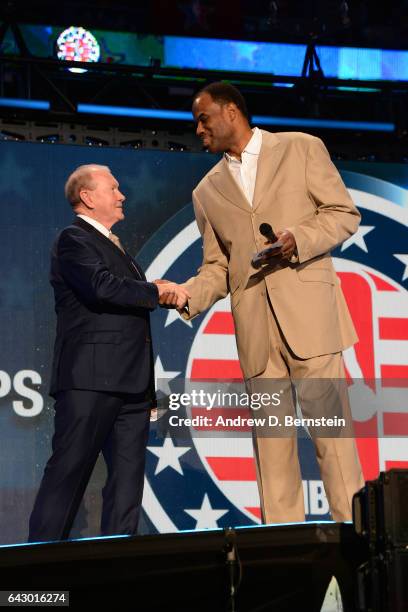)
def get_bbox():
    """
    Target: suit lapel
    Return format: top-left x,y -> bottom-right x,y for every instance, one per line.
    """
207,132 -> 284,214
73,218 -> 144,280
123,252 -> 146,280
252,131 -> 284,212
208,158 -> 252,213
